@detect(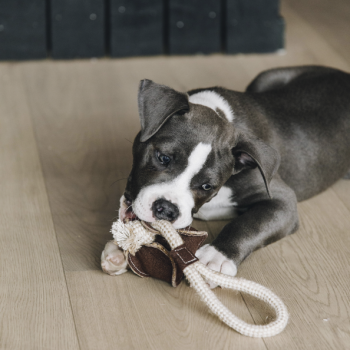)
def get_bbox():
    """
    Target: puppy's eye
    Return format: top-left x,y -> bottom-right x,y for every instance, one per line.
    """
201,184 -> 212,191
157,152 -> 171,165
